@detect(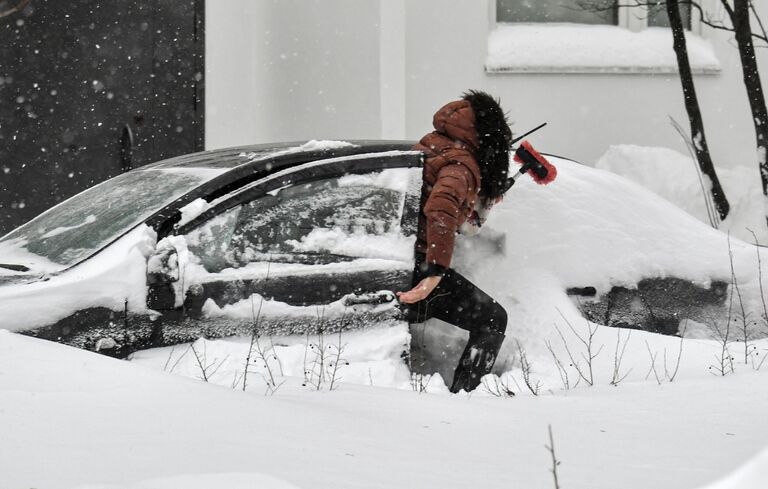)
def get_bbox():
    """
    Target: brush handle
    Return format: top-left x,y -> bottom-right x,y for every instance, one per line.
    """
502,166 -> 527,193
